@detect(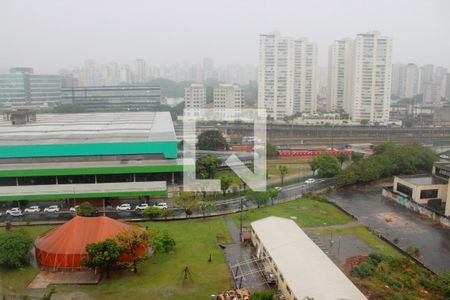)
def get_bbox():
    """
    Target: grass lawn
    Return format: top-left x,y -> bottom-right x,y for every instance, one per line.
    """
267,159 -> 312,165
267,166 -> 308,177
51,217 -> 232,300
312,226 -> 401,258
232,198 -> 353,228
